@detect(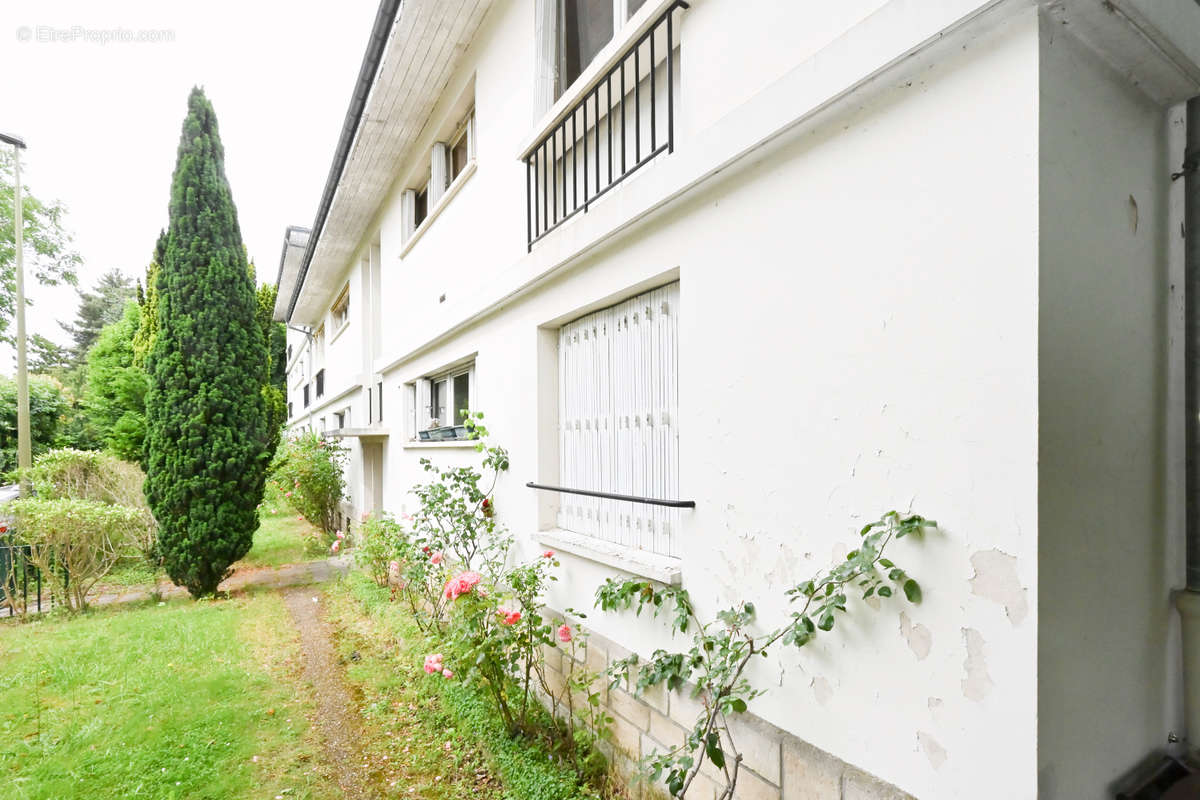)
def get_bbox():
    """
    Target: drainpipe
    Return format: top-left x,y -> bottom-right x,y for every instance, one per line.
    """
1178,96 -> 1200,750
